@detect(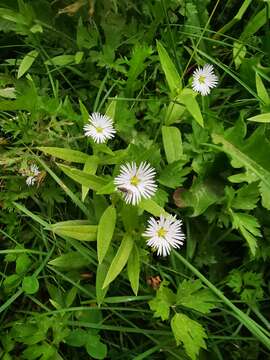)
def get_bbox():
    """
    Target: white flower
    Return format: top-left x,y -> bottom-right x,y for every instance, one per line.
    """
25,165 -> 40,186
192,64 -> 218,96
114,162 -> 157,205
143,215 -> 185,256
83,112 -> 116,143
